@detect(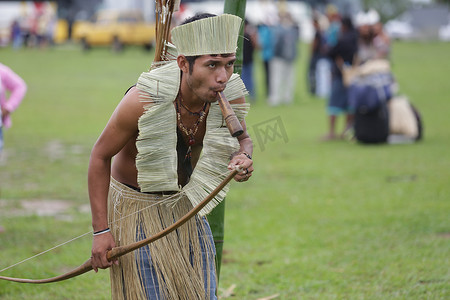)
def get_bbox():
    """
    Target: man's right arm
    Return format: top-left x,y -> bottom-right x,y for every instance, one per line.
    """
88,87 -> 145,271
